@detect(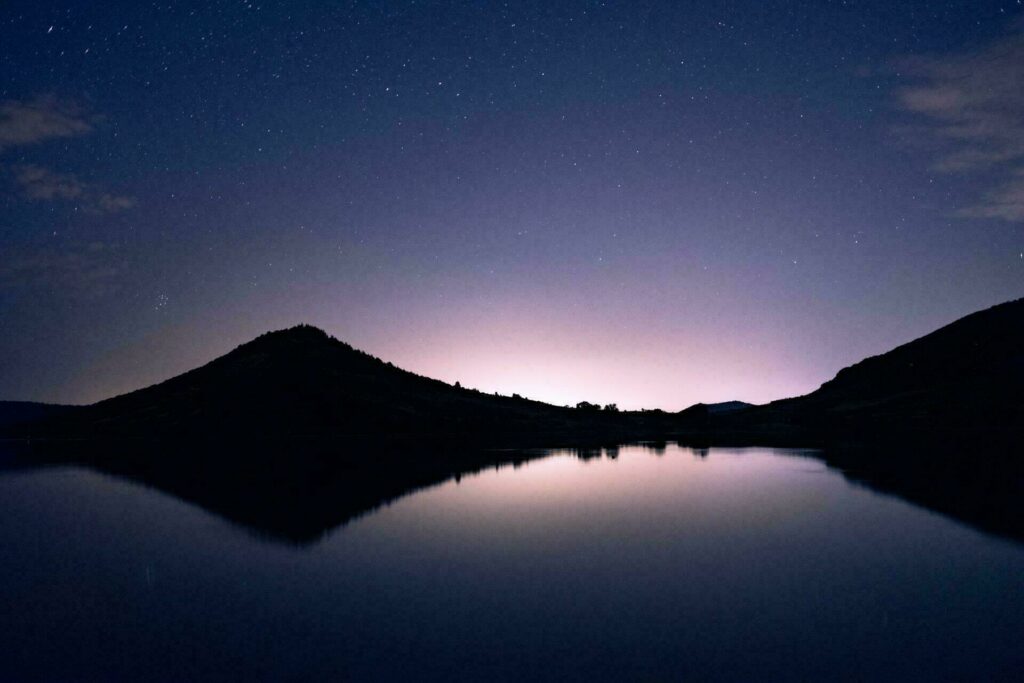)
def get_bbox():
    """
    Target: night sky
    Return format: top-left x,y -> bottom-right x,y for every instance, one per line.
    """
2,1 -> 1022,410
